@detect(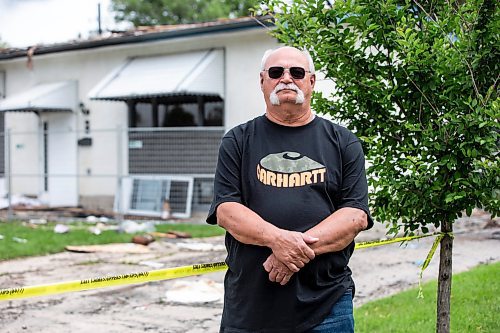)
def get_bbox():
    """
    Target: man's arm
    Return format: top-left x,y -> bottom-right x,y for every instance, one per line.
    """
217,201 -> 318,272
306,207 -> 368,255
265,131 -> 371,284
263,207 -> 368,285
